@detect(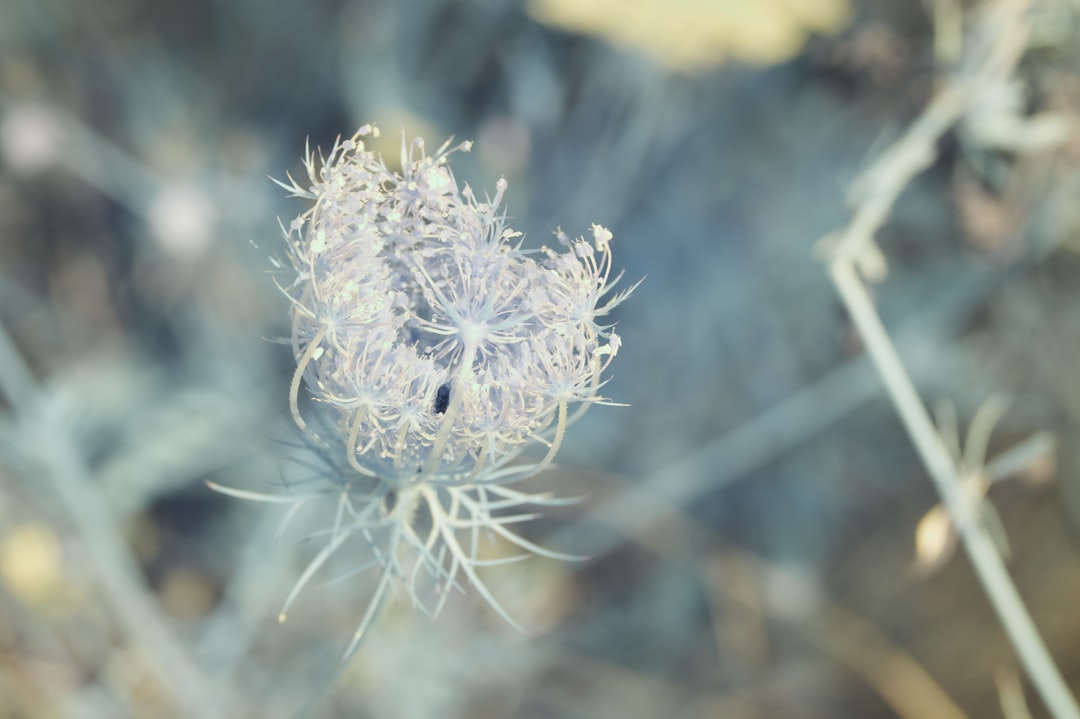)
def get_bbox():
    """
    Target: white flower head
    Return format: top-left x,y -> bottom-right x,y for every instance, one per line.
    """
234,125 -> 634,656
